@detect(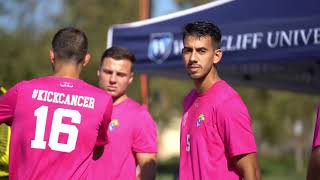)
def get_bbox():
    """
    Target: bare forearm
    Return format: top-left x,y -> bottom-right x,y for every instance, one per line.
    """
234,153 -> 261,180
241,166 -> 261,180
136,153 -> 157,180
307,148 -> 320,180
136,162 -> 156,180
307,161 -> 320,180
